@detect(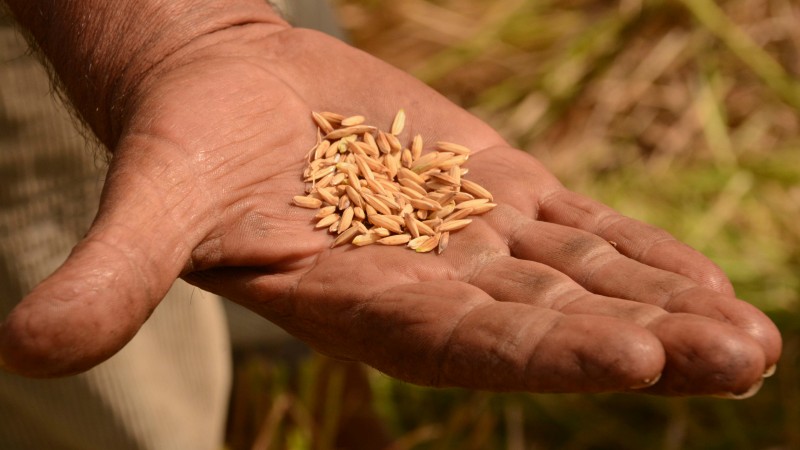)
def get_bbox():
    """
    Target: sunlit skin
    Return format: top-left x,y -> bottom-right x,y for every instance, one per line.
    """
0,6 -> 781,397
